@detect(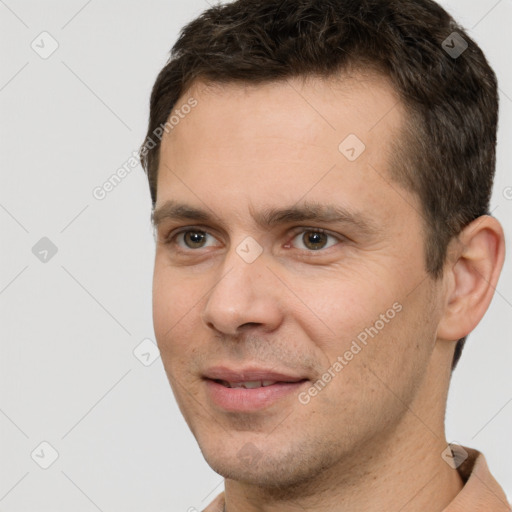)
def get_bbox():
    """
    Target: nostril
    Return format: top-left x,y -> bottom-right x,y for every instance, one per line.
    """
240,322 -> 261,329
